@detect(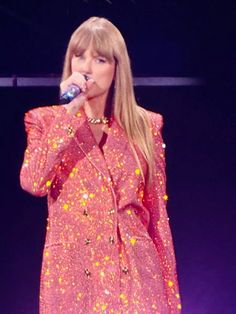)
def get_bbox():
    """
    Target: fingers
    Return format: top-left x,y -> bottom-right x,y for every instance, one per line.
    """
60,72 -> 87,94
60,72 -> 95,116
